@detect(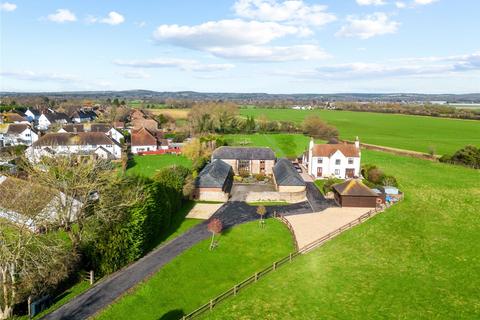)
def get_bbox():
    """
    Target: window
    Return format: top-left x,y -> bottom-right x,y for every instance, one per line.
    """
260,160 -> 265,173
348,158 -> 354,165
335,169 -> 340,175
317,158 -> 323,164
335,159 -> 341,165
